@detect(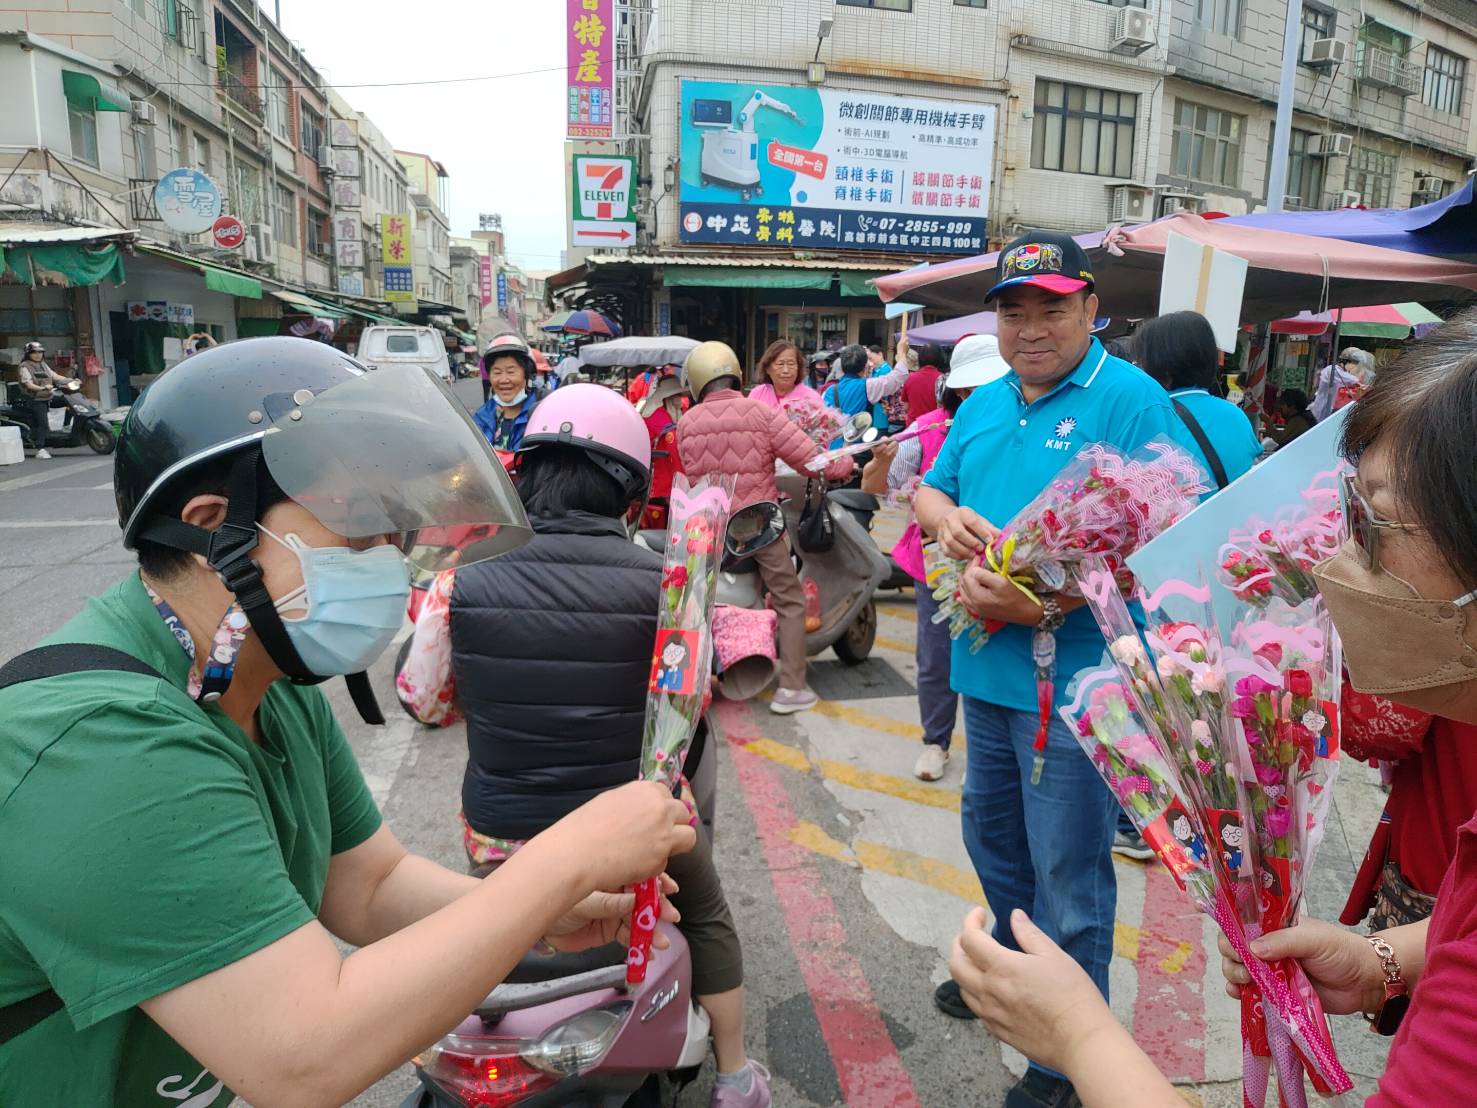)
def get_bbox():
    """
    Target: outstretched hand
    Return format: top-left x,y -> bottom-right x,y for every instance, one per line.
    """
949,908 -> 1116,1074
